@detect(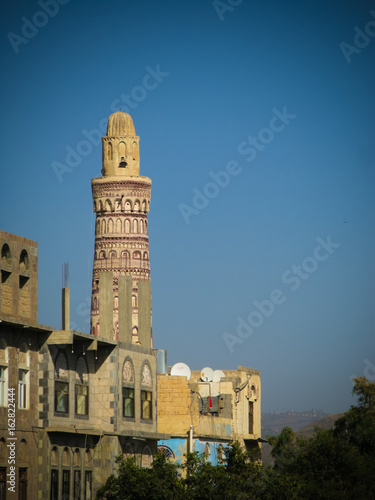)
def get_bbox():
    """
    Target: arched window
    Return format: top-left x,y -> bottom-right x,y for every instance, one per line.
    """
73,448 -> 81,467
143,252 -> 148,260
107,142 -> 113,160
1,243 -> 11,261
108,219 -> 114,233
19,250 -> 29,271
133,219 -> 138,233
105,199 -> 112,212
125,200 -> 132,211
133,251 -> 140,259
51,446 -> 58,466
75,356 -> 89,417
140,219 -> 144,233
101,219 -> 106,234
123,443 -> 133,458
116,218 -> 122,233
122,358 -> 135,419
125,219 -> 130,233
141,446 -> 153,468
142,200 -> 147,212
96,220 -> 100,235
134,200 -> 140,211
62,447 -> 70,466
84,449 -> 92,467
